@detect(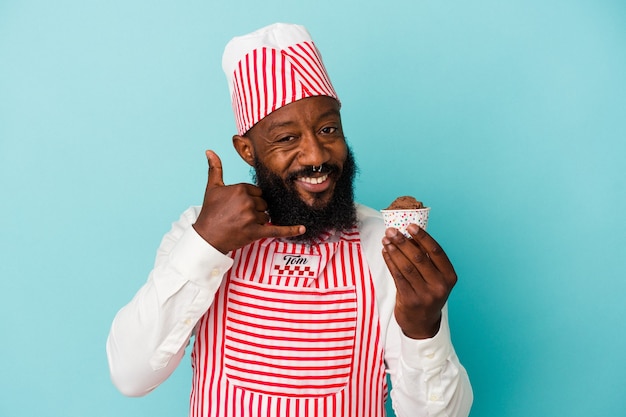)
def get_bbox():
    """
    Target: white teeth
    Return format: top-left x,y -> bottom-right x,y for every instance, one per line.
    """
298,174 -> 328,184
